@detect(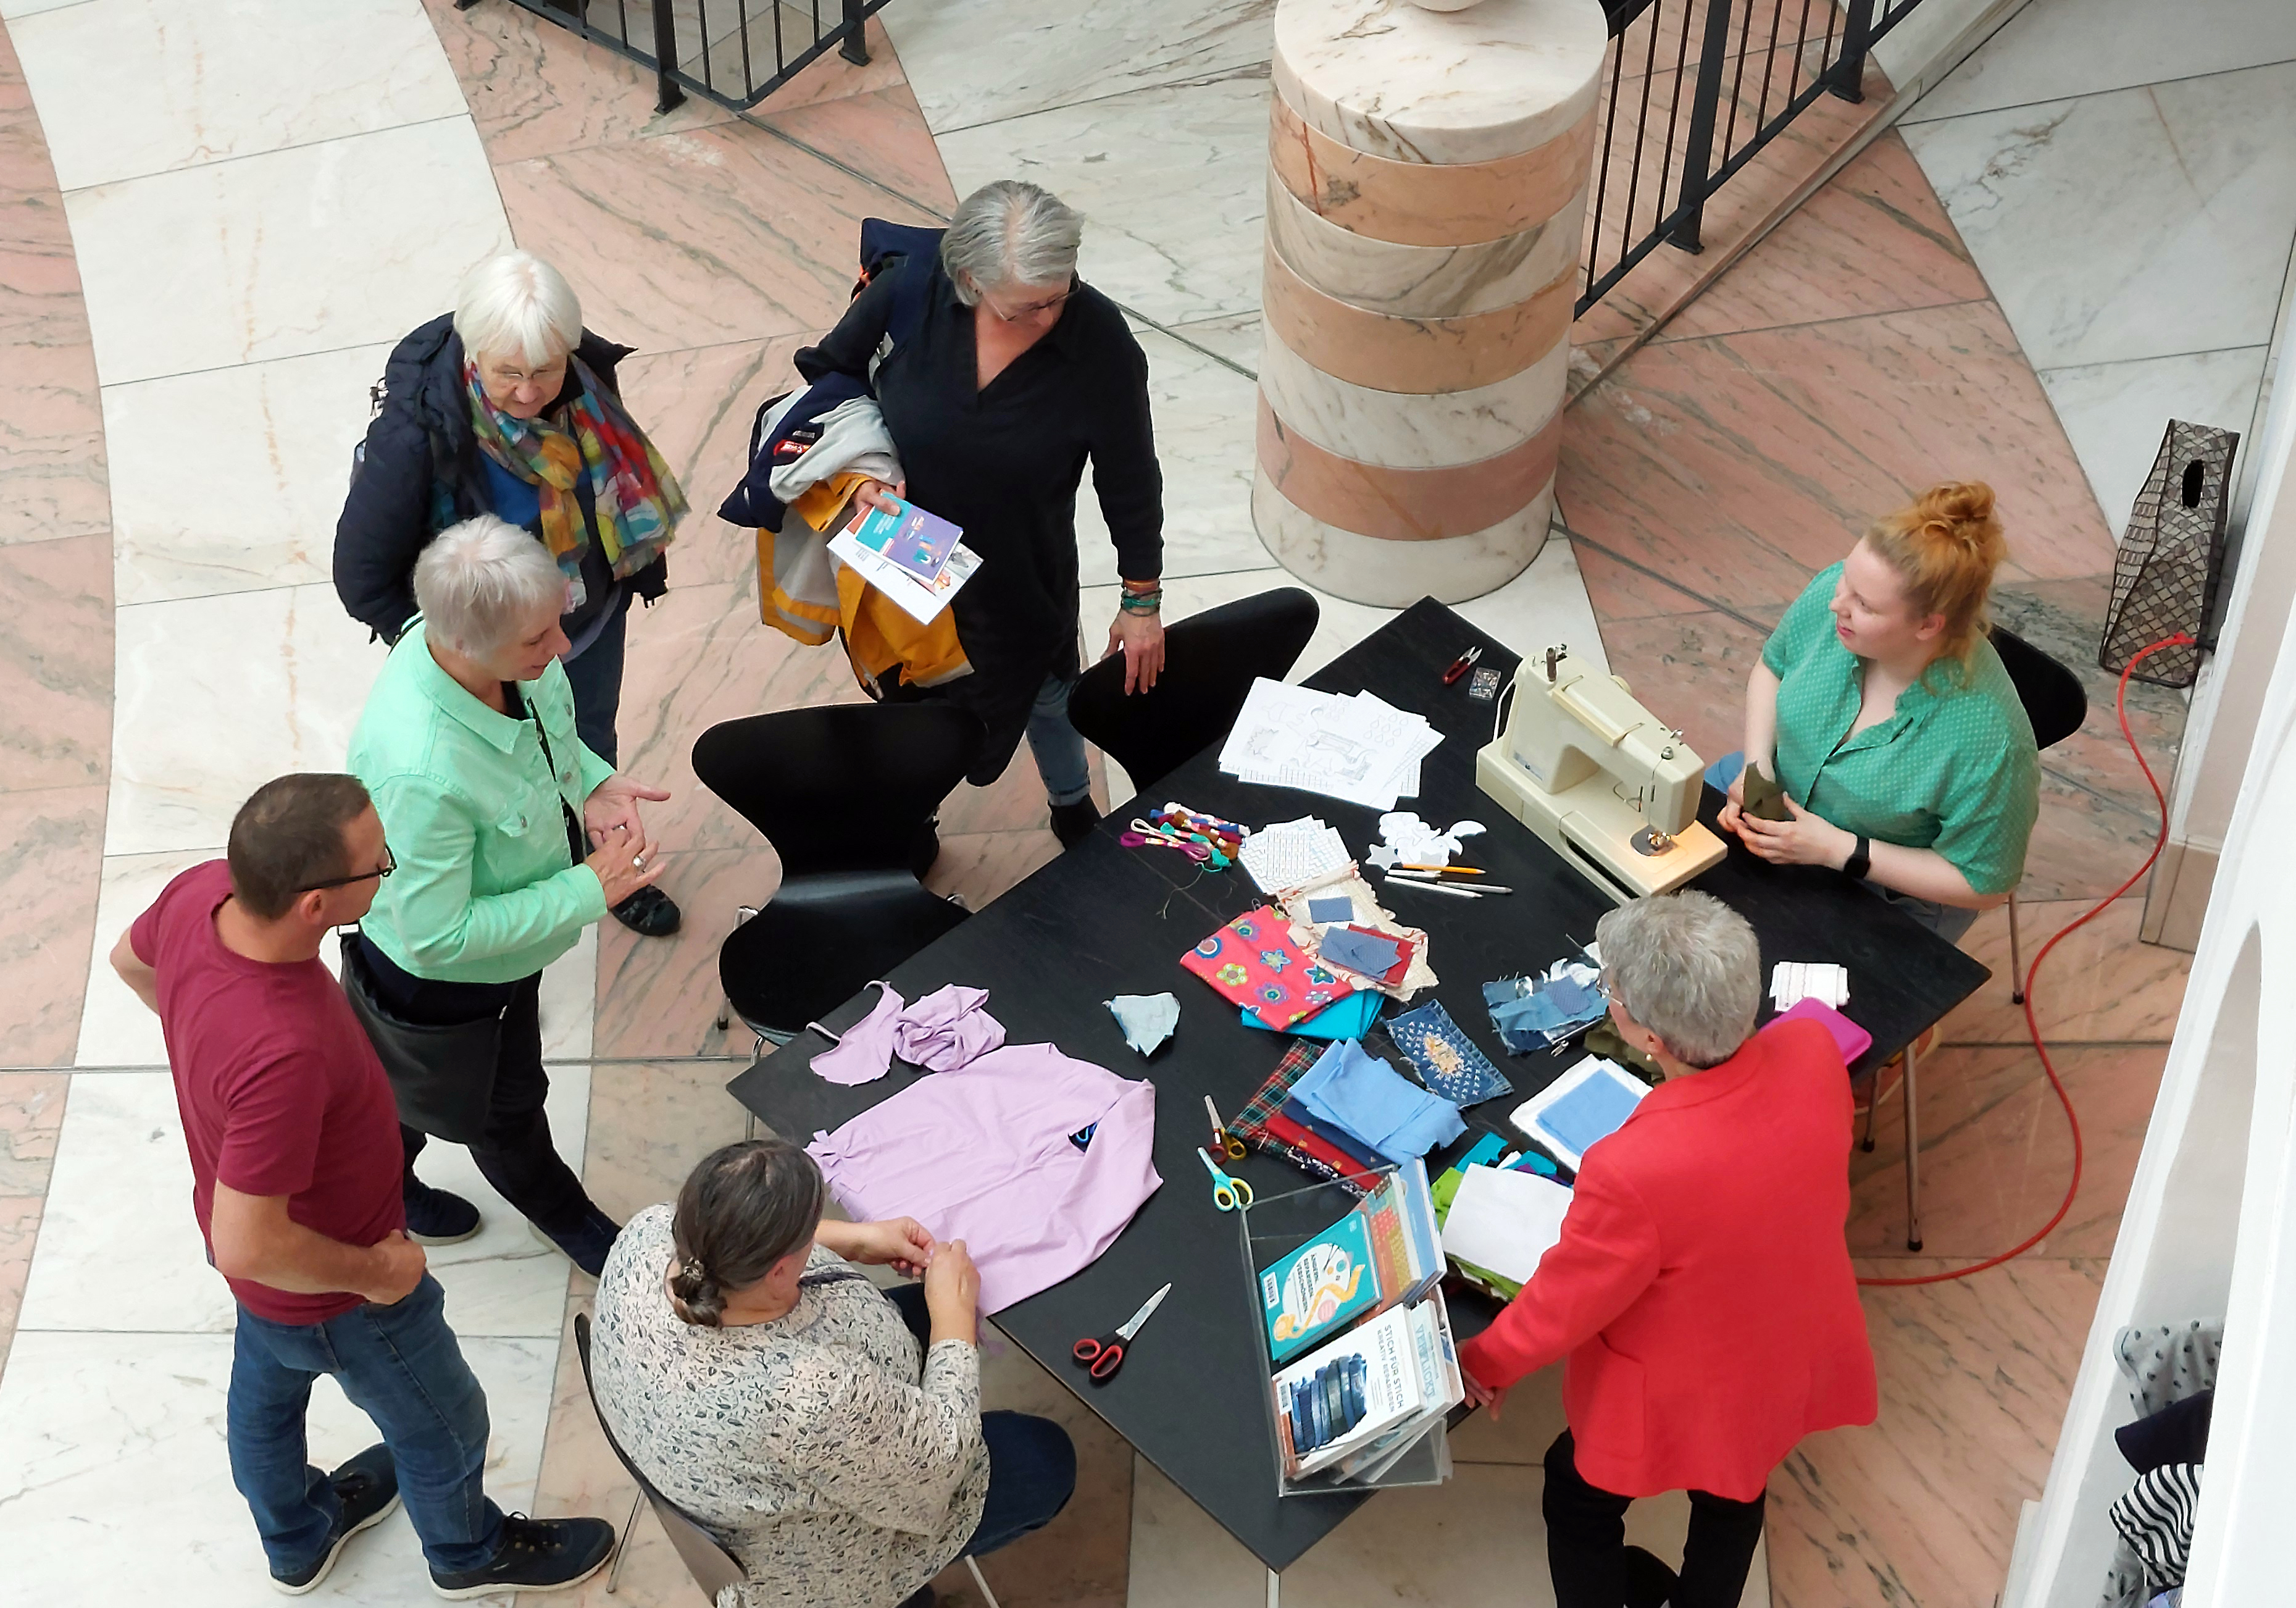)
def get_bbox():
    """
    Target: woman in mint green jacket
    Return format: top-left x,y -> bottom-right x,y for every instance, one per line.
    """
349,515 -> 667,1274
